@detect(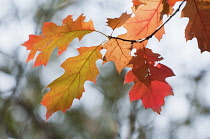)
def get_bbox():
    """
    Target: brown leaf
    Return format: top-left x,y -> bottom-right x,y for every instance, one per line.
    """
181,0 -> 210,52
107,13 -> 131,30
